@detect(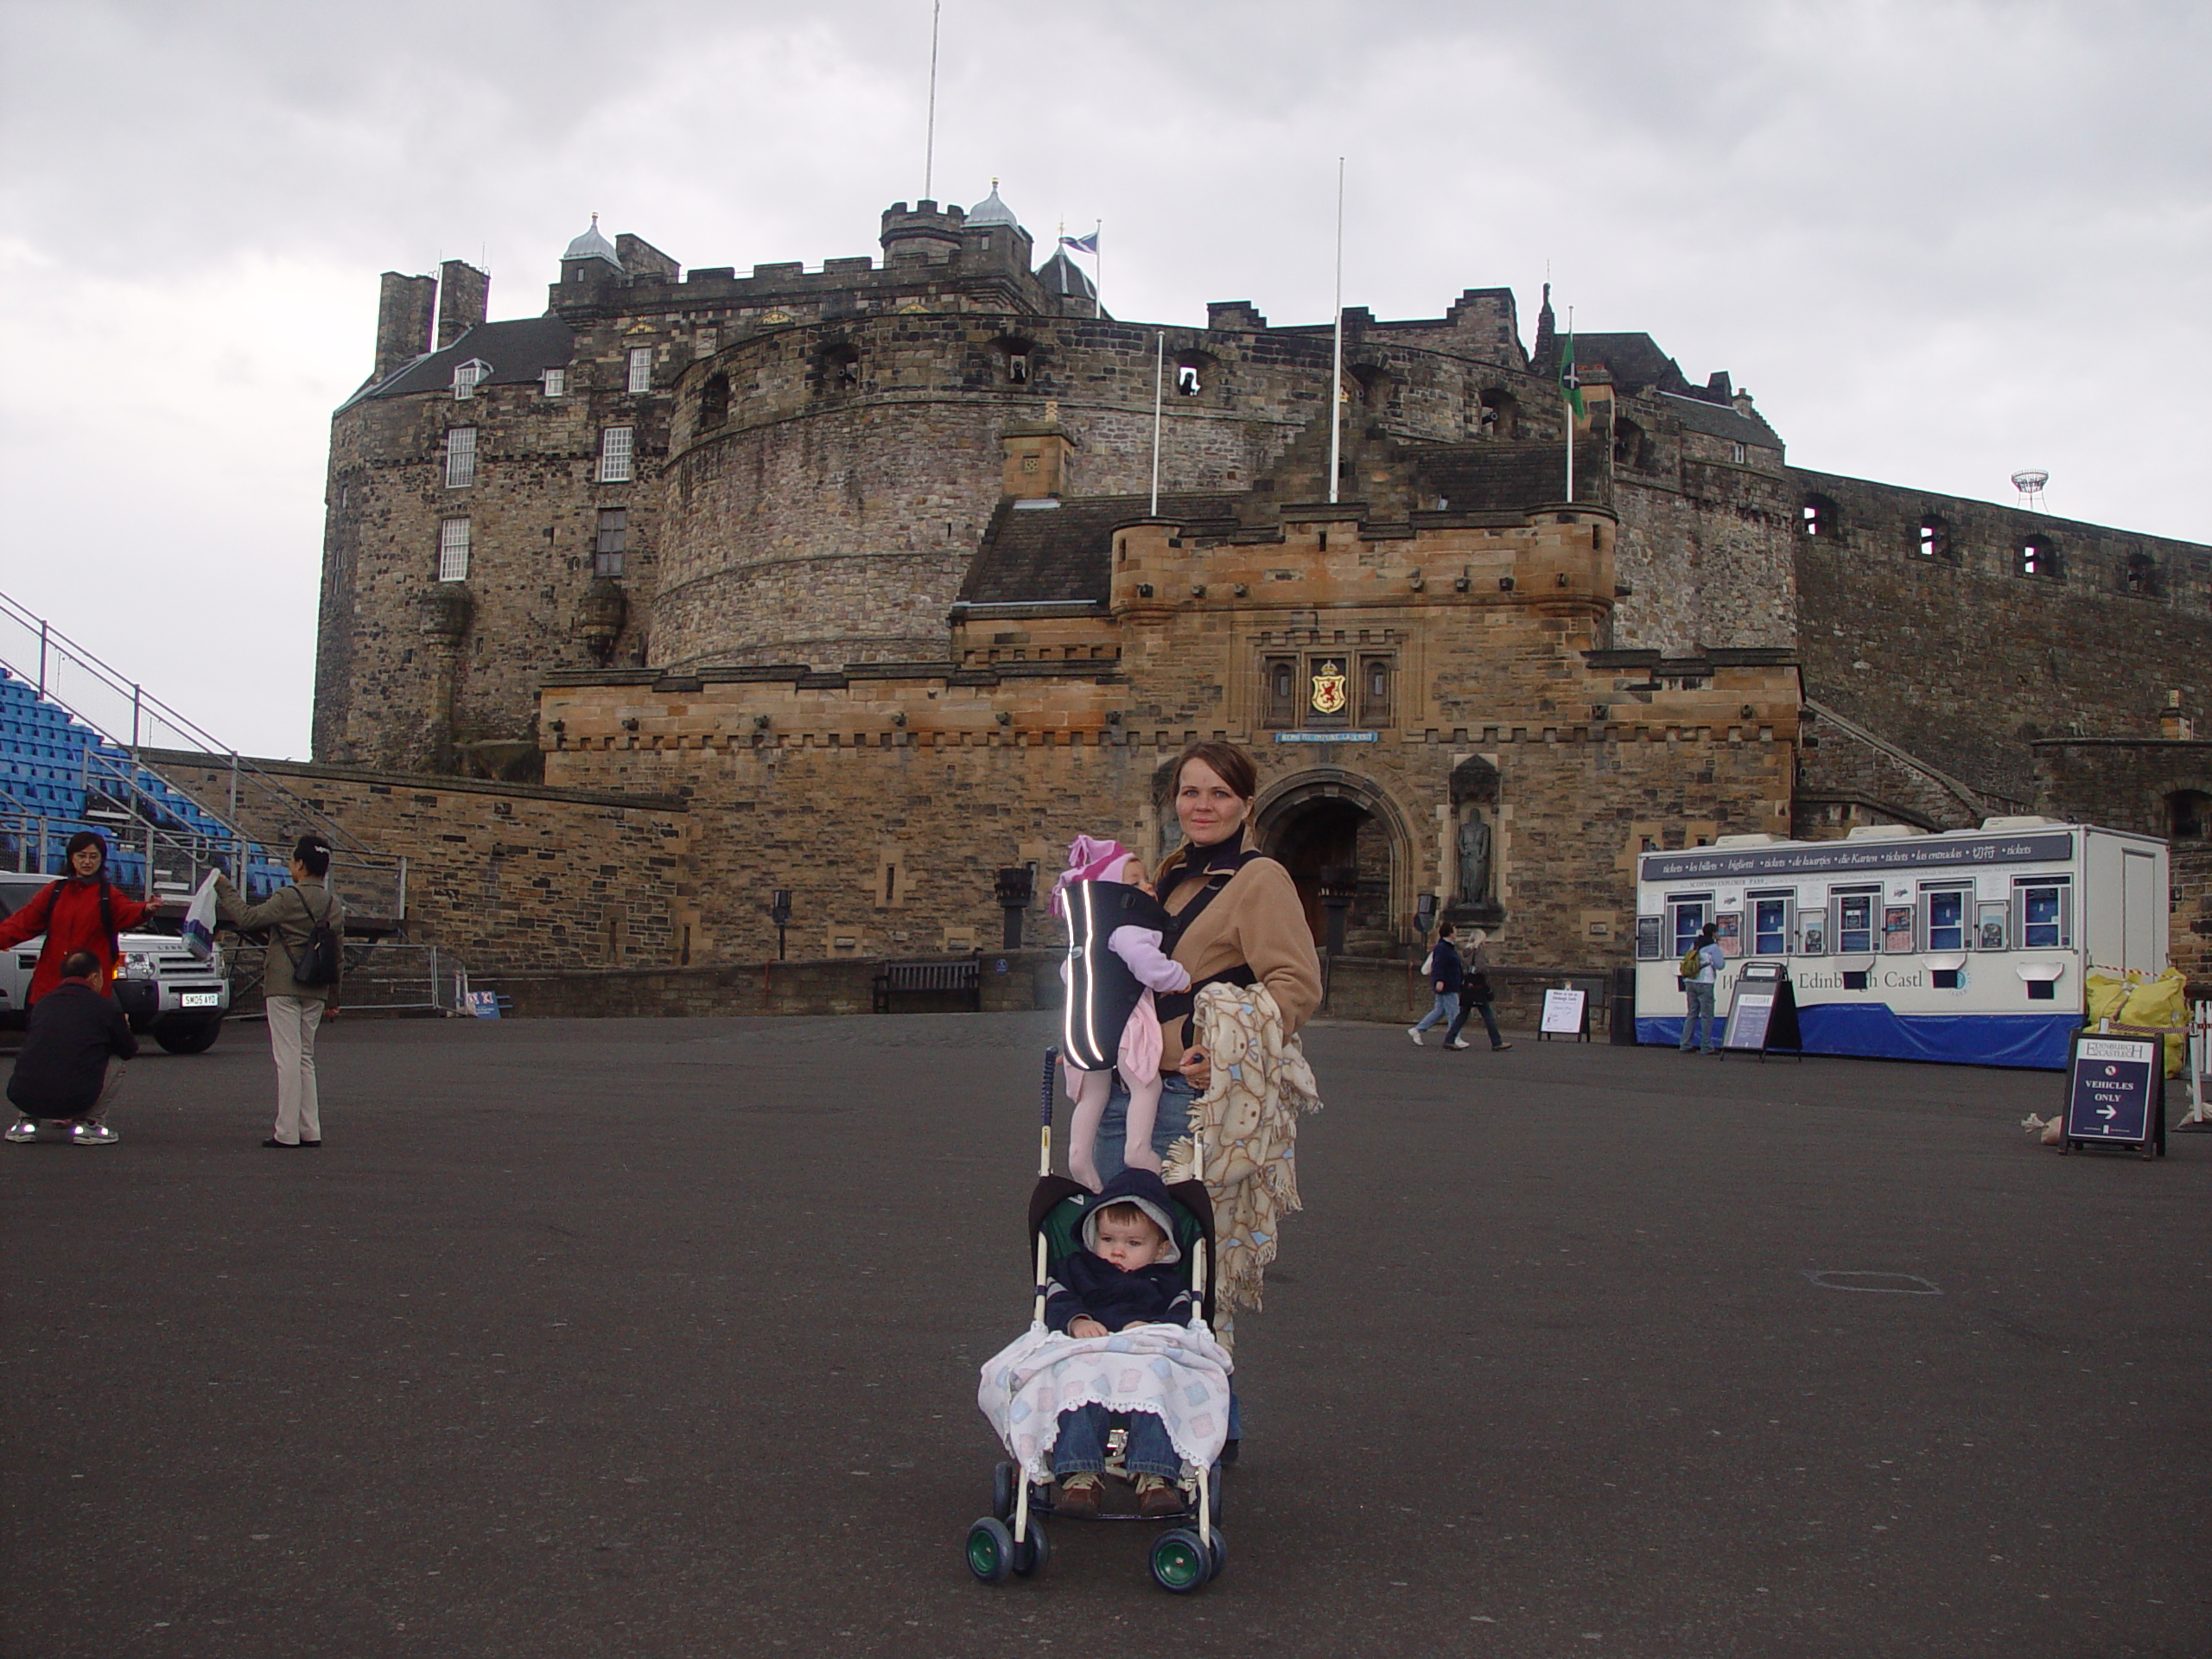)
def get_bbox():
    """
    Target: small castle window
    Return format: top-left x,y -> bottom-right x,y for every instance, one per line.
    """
1614,416 -> 1646,468
2018,537 -> 2058,579
541,367 -> 566,397
452,359 -> 490,401
1008,353 -> 1029,384
1262,656 -> 1297,727
1176,365 -> 1201,396
1917,514 -> 1950,558
2122,552 -> 2157,595
2169,790 -> 2210,842
820,342 -> 861,391
1358,656 -> 1395,727
437,518 -> 471,582
444,426 -> 477,490
1802,495 -> 1838,538
595,508 -> 628,578
700,372 -> 730,426
598,426 -> 634,484
1732,442 -> 1747,464
1478,388 -> 1518,438
626,346 -> 653,395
